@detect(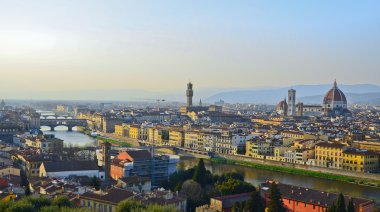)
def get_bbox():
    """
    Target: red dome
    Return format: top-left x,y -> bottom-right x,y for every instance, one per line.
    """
323,81 -> 347,104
